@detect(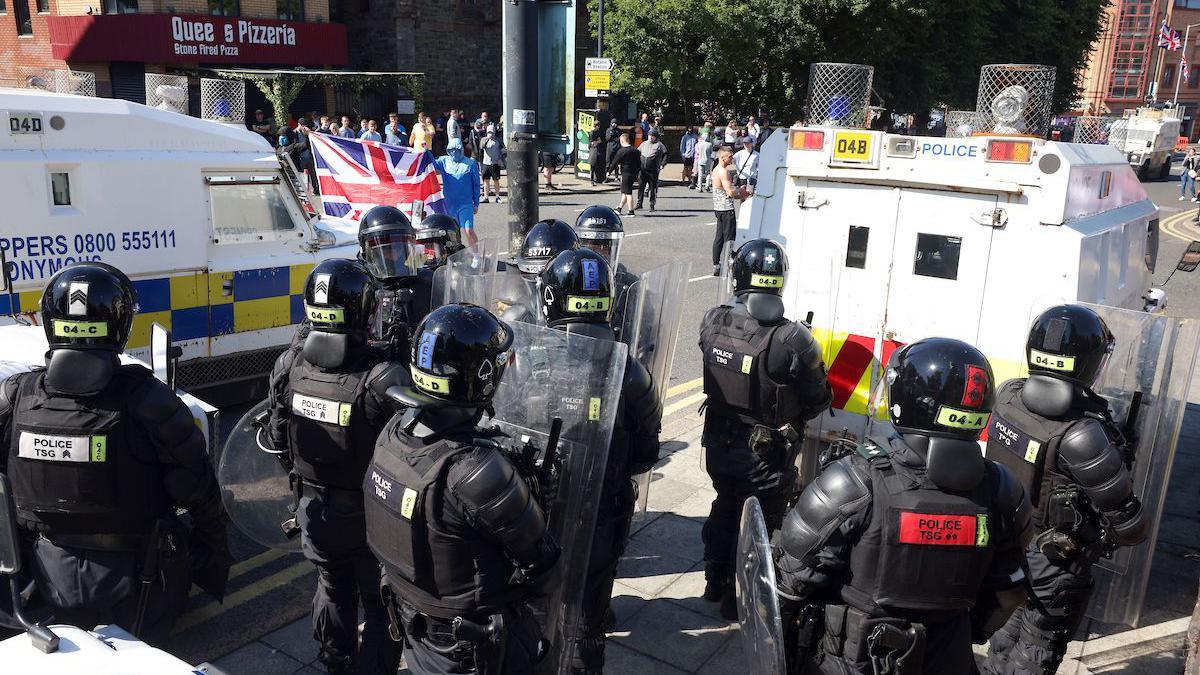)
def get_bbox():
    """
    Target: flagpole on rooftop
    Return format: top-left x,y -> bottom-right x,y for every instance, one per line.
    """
1153,3 -> 1177,103
1174,23 -> 1200,105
